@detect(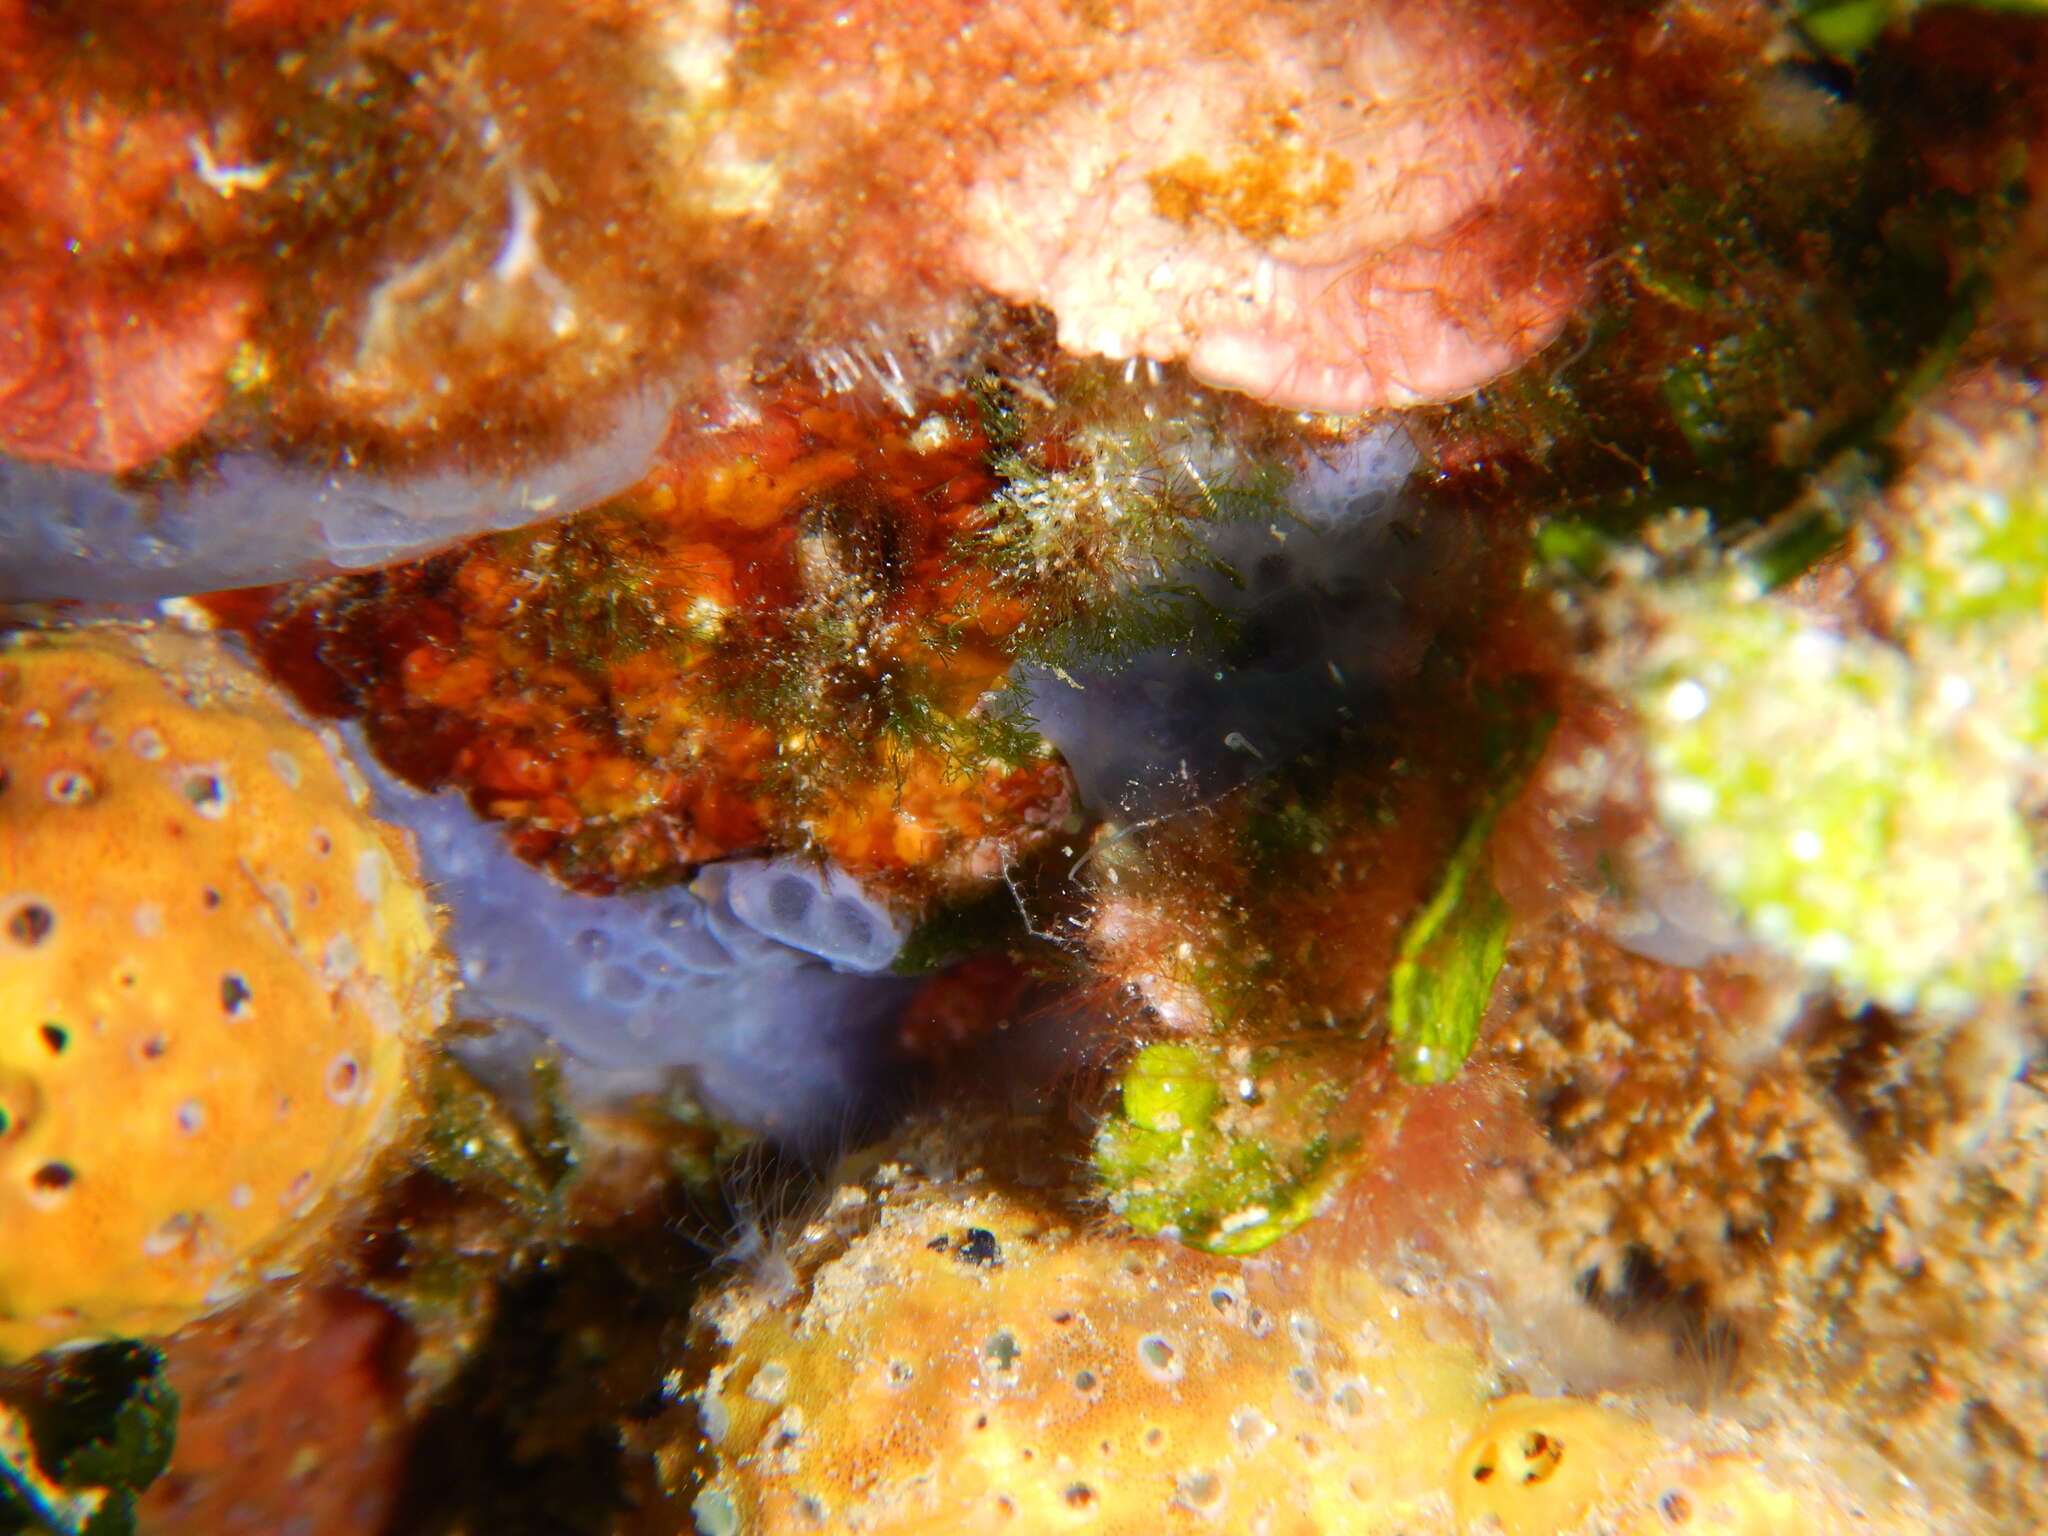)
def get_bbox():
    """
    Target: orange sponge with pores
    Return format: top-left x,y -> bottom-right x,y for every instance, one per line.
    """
0,624 -> 447,1359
